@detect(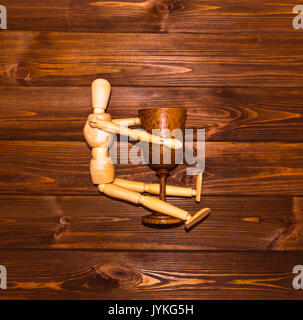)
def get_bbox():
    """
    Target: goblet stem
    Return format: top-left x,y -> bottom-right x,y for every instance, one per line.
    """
158,170 -> 169,201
